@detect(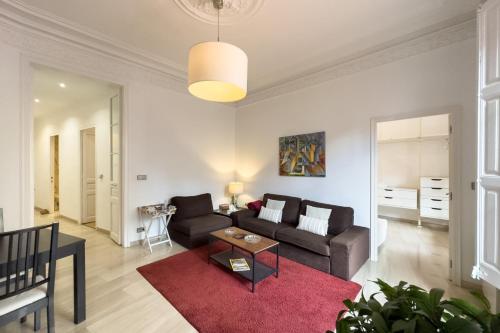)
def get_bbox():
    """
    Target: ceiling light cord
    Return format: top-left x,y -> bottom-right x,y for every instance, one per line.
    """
213,0 -> 222,42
